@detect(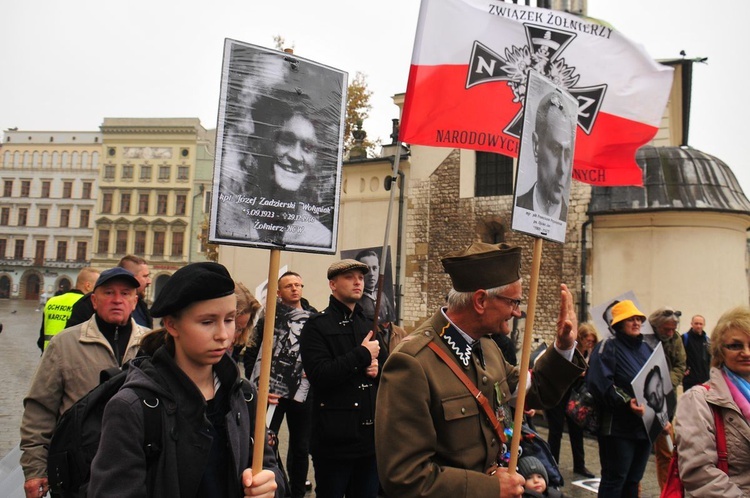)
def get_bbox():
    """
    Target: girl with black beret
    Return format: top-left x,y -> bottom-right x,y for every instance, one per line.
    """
89,262 -> 286,498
